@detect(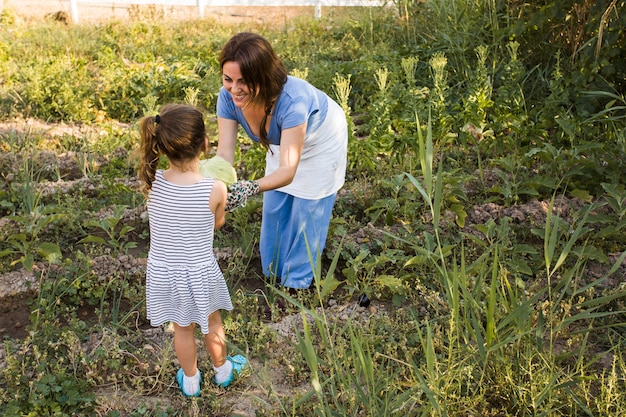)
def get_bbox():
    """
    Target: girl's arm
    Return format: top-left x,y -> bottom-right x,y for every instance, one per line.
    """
209,179 -> 227,229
